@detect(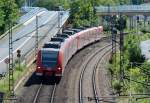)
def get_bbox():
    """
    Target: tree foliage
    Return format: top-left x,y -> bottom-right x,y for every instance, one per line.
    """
69,0 -> 102,27
34,0 -> 131,27
15,0 -> 24,8
0,1 -> 5,27
110,32 -> 150,102
124,34 -> 145,64
34,0 -> 70,10
0,0 -> 19,34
